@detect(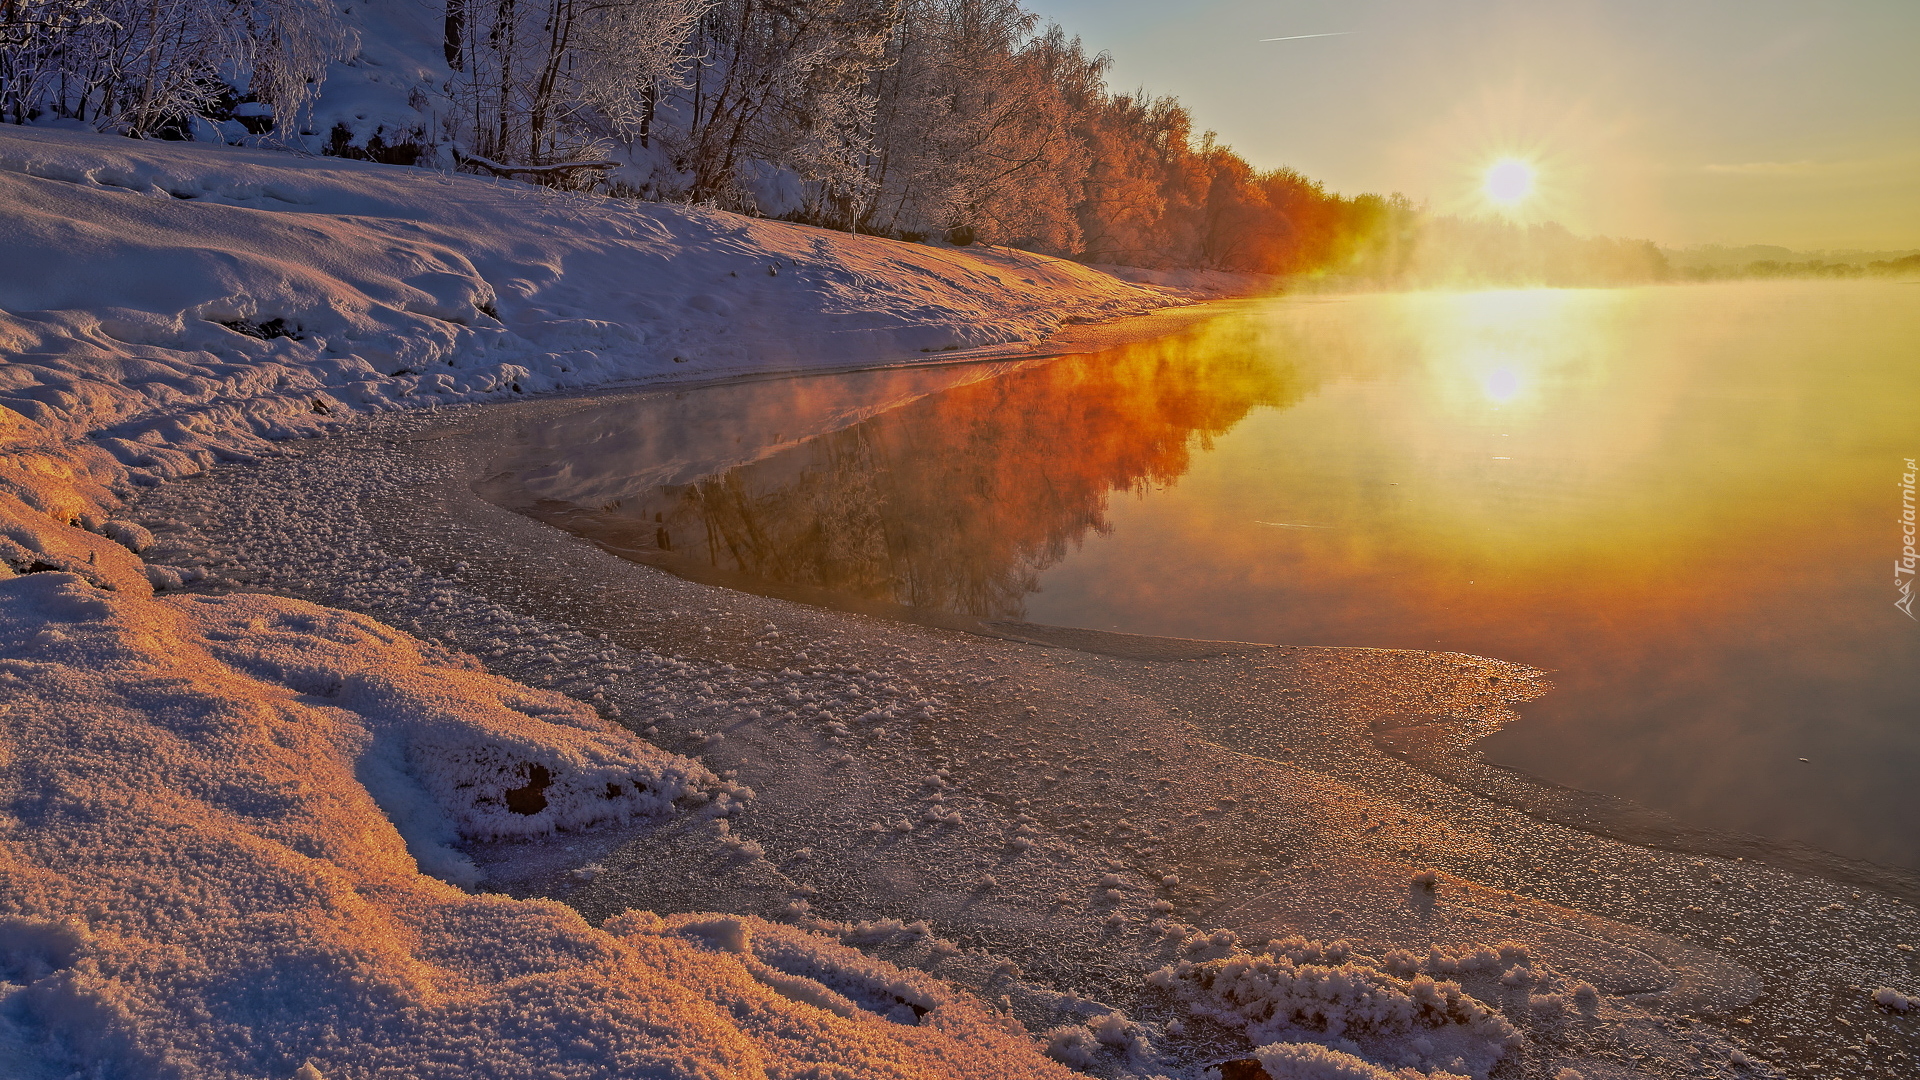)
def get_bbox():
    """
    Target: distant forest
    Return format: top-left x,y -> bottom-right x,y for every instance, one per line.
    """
1665,249 -> 1920,282
0,0 -> 1826,288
